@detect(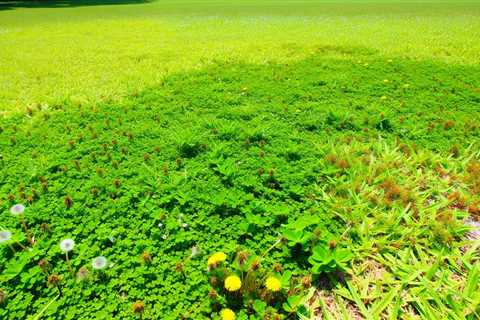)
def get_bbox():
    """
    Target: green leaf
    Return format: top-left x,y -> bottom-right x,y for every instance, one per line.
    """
283,294 -> 303,313
0,253 -> 30,282
253,299 -> 266,316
